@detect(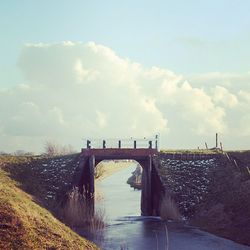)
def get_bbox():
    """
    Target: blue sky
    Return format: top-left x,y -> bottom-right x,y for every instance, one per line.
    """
1,0 -> 250,86
1,1 -> 250,152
